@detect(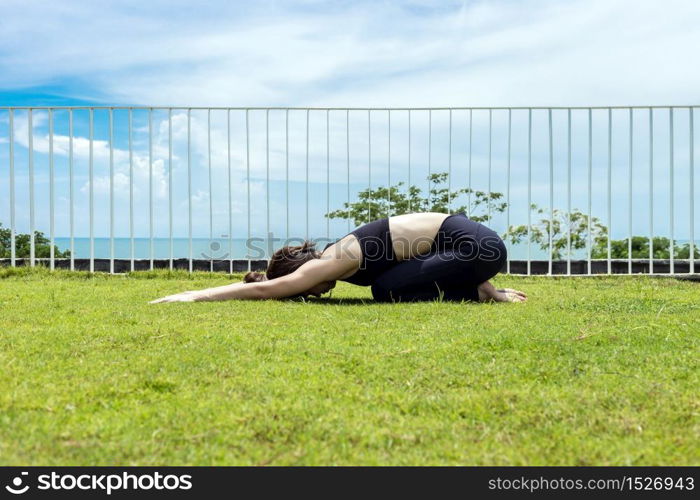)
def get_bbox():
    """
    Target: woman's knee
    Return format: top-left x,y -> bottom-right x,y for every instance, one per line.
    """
489,238 -> 507,269
474,232 -> 507,282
